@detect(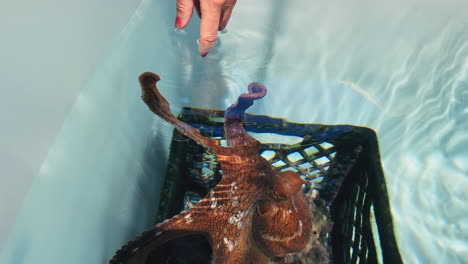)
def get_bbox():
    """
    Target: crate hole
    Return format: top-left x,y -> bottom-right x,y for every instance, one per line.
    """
361,191 -> 367,207
310,176 -> 324,183
320,141 -> 334,150
203,153 -> 218,162
306,169 -> 322,179
287,152 -> 303,162
298,162 -> 314,170
281,167 -> 299,172
304,146 -> 319,156
209,117 -> 225,123
261,150 -> 276,161
349,246 -> 354,261
359,238 -> 364,252
353,206 -> 358,222
183,191 -> 203,209
201,167 -> 214,177
352,225 -> 356,243
272,160 -> 287,167
315,156 -> 330,166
